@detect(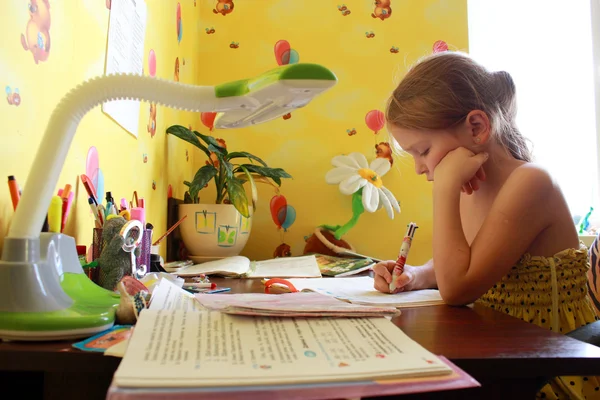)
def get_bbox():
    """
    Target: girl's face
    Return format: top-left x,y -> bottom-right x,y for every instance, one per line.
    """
389,126 -> 472,181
